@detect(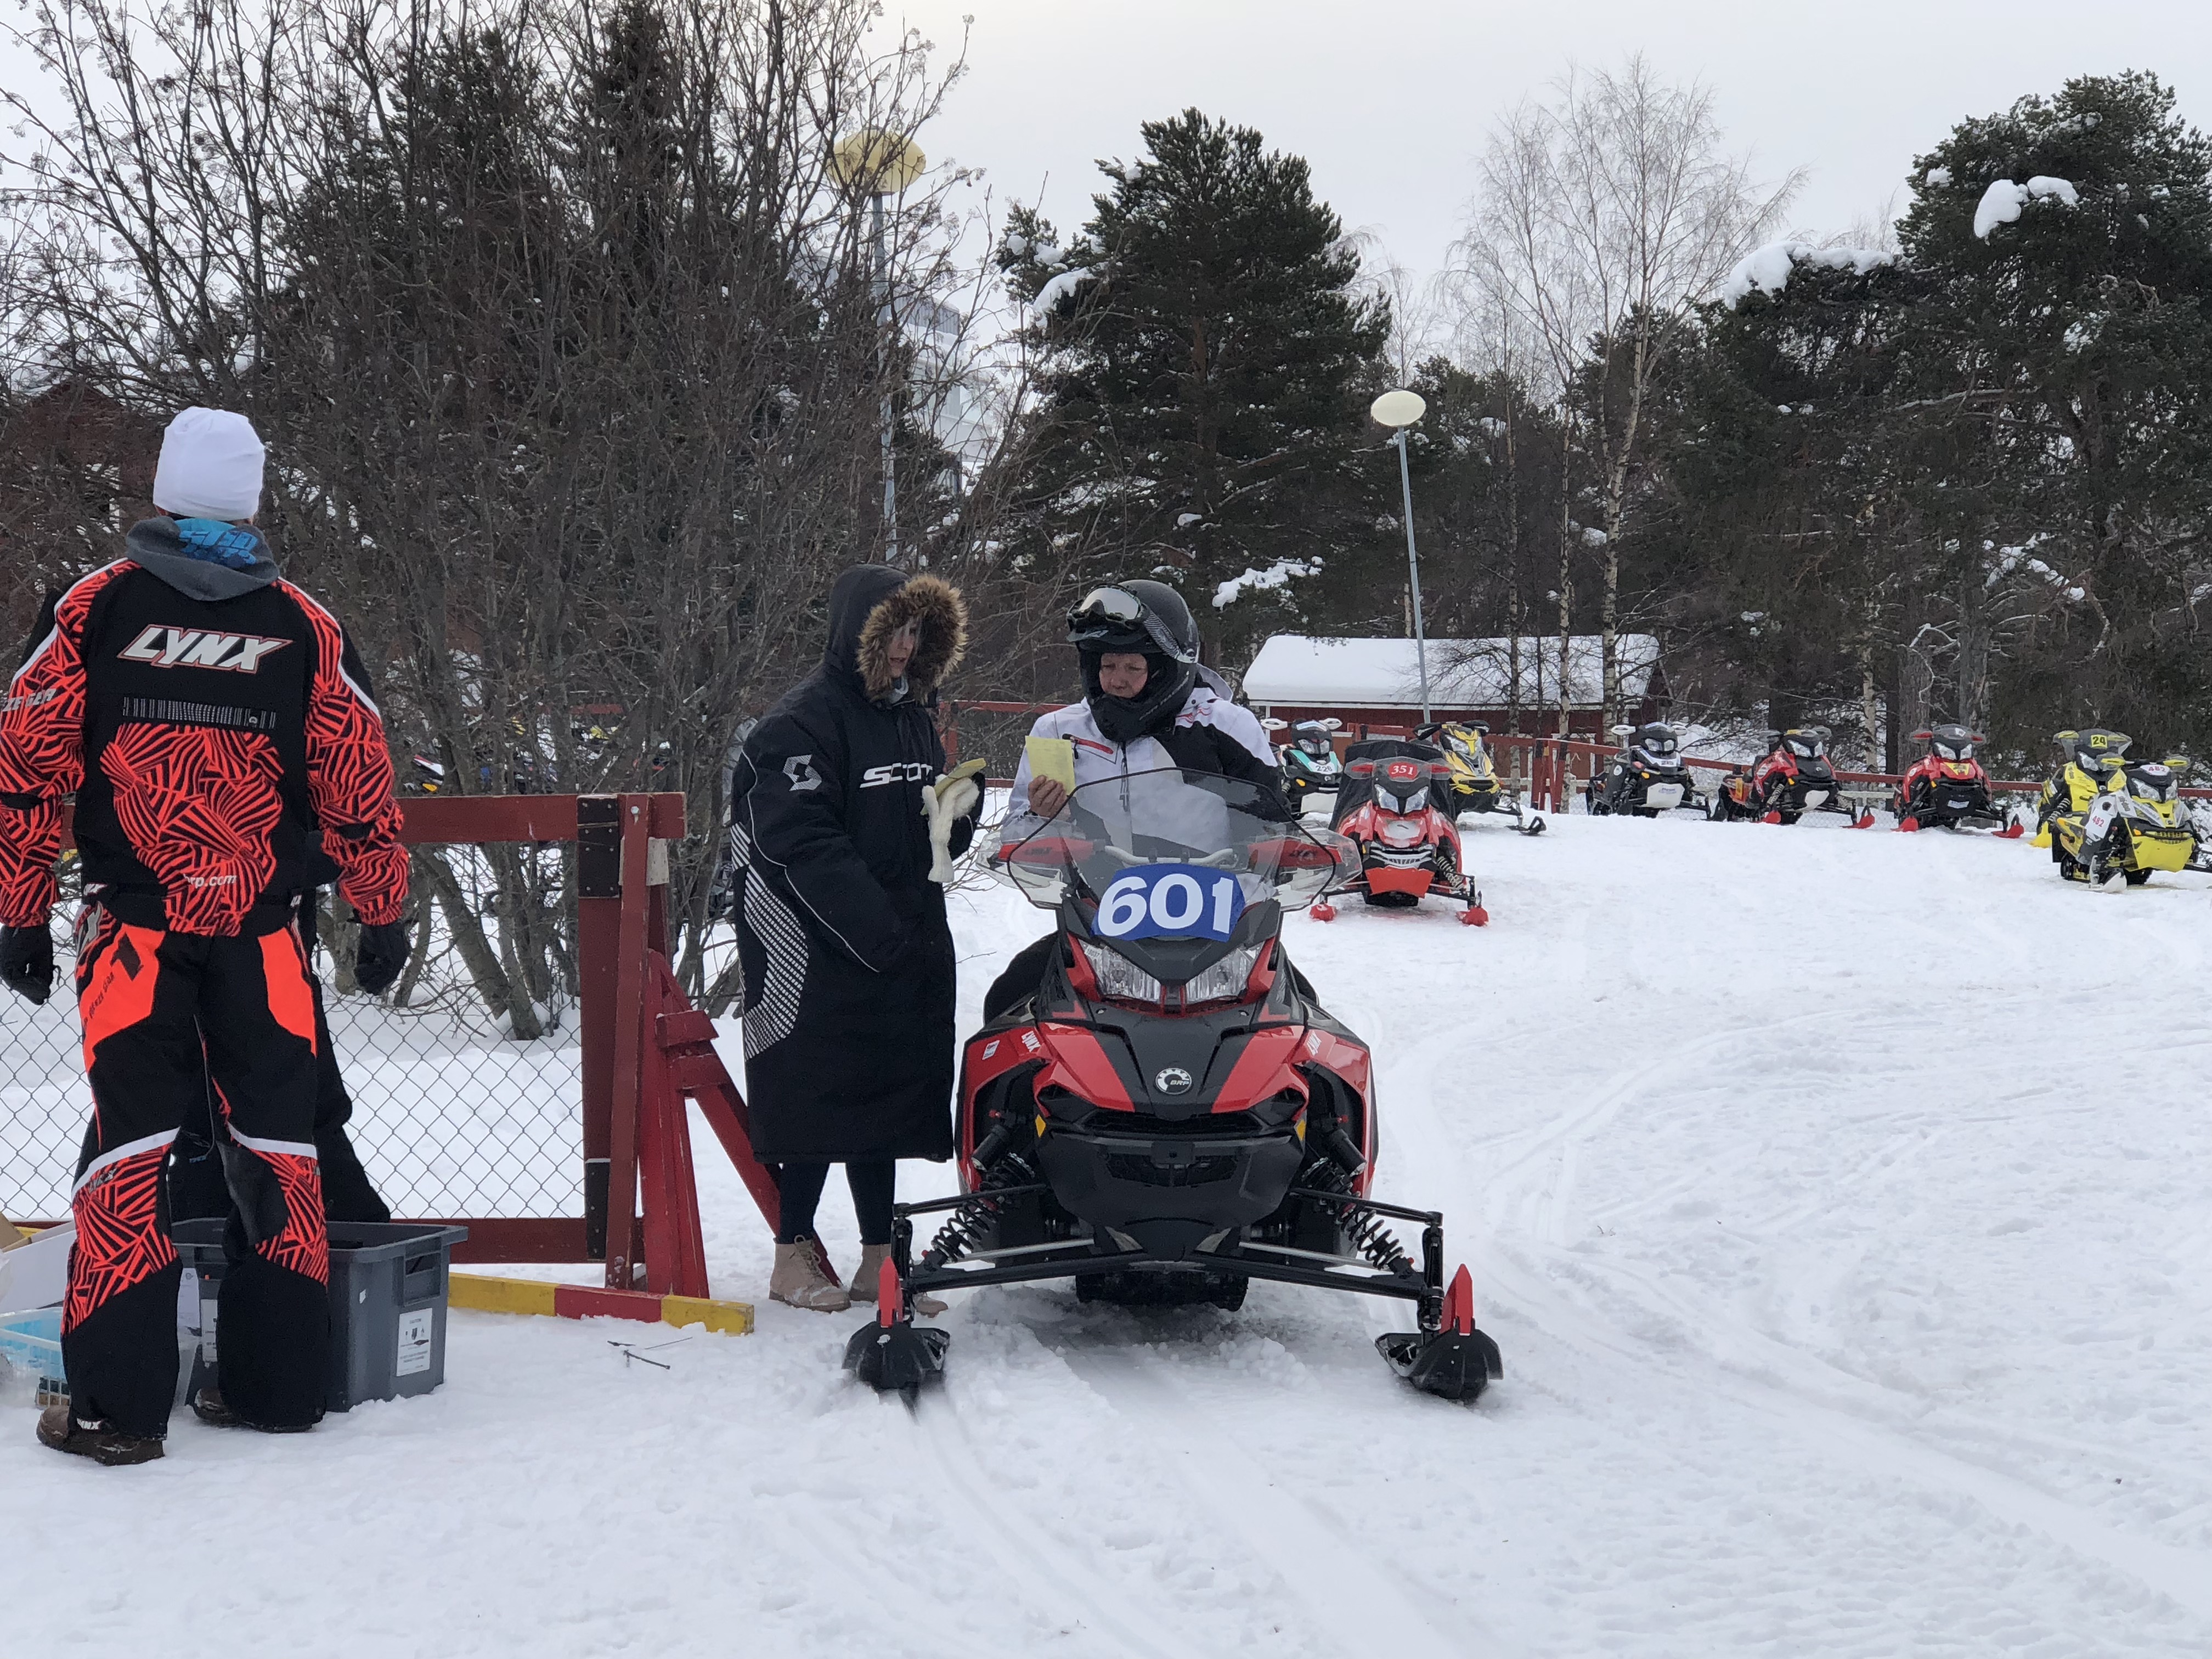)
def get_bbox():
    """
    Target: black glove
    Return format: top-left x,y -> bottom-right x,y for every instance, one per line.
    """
1,924 -> 55,1006
353,921 -> 410,995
